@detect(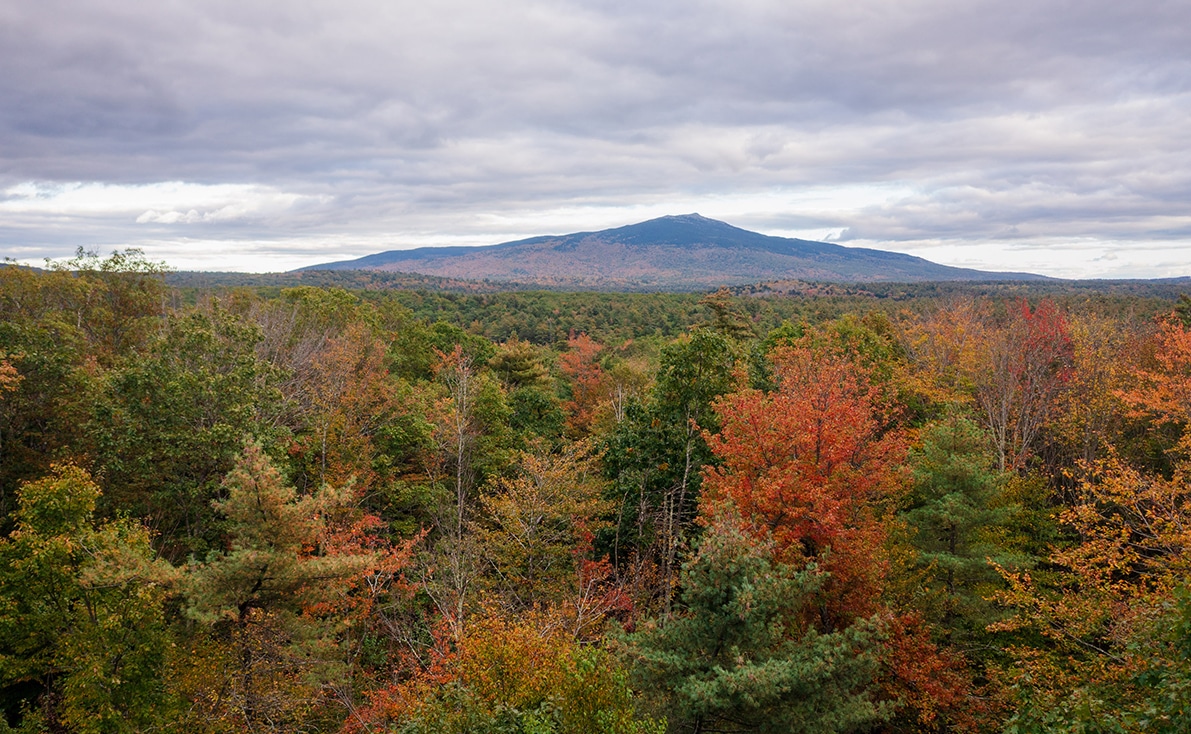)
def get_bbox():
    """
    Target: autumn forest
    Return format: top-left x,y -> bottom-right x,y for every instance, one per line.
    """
4,252 -> 1191,733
